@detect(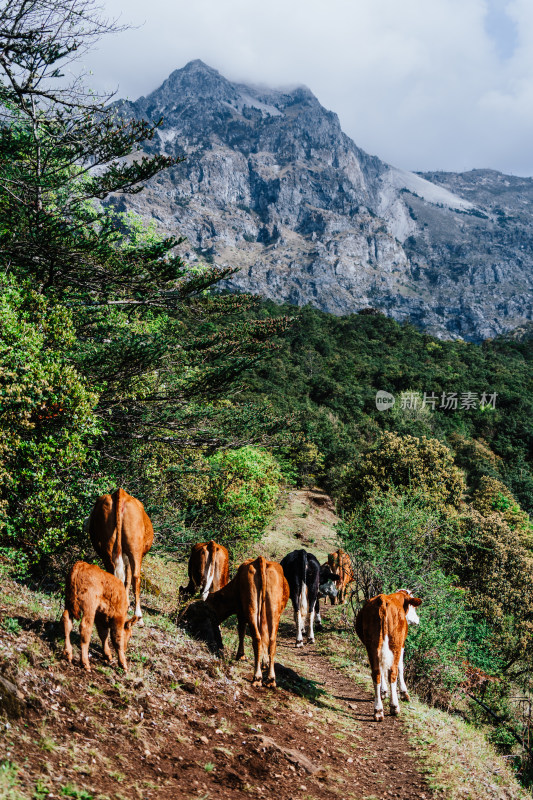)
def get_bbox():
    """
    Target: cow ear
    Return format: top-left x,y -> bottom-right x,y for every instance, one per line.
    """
124,615 -> 140,630
409,597 -> 422,607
